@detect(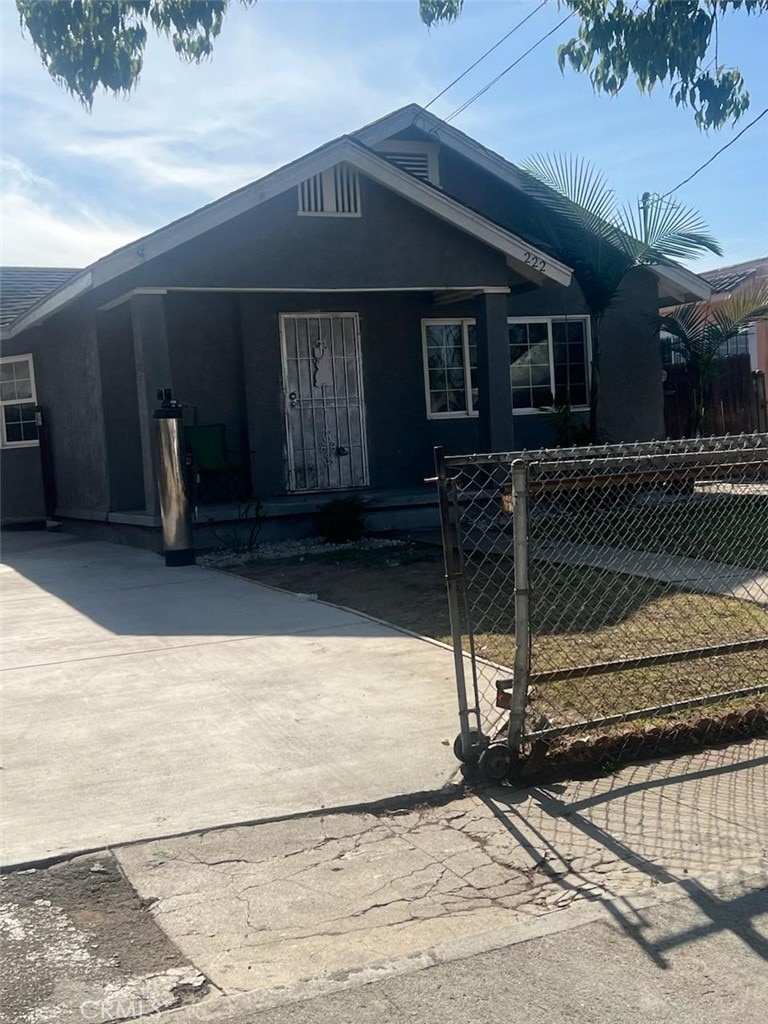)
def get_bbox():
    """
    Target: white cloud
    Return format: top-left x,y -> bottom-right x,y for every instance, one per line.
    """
0,156 -> 148,266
